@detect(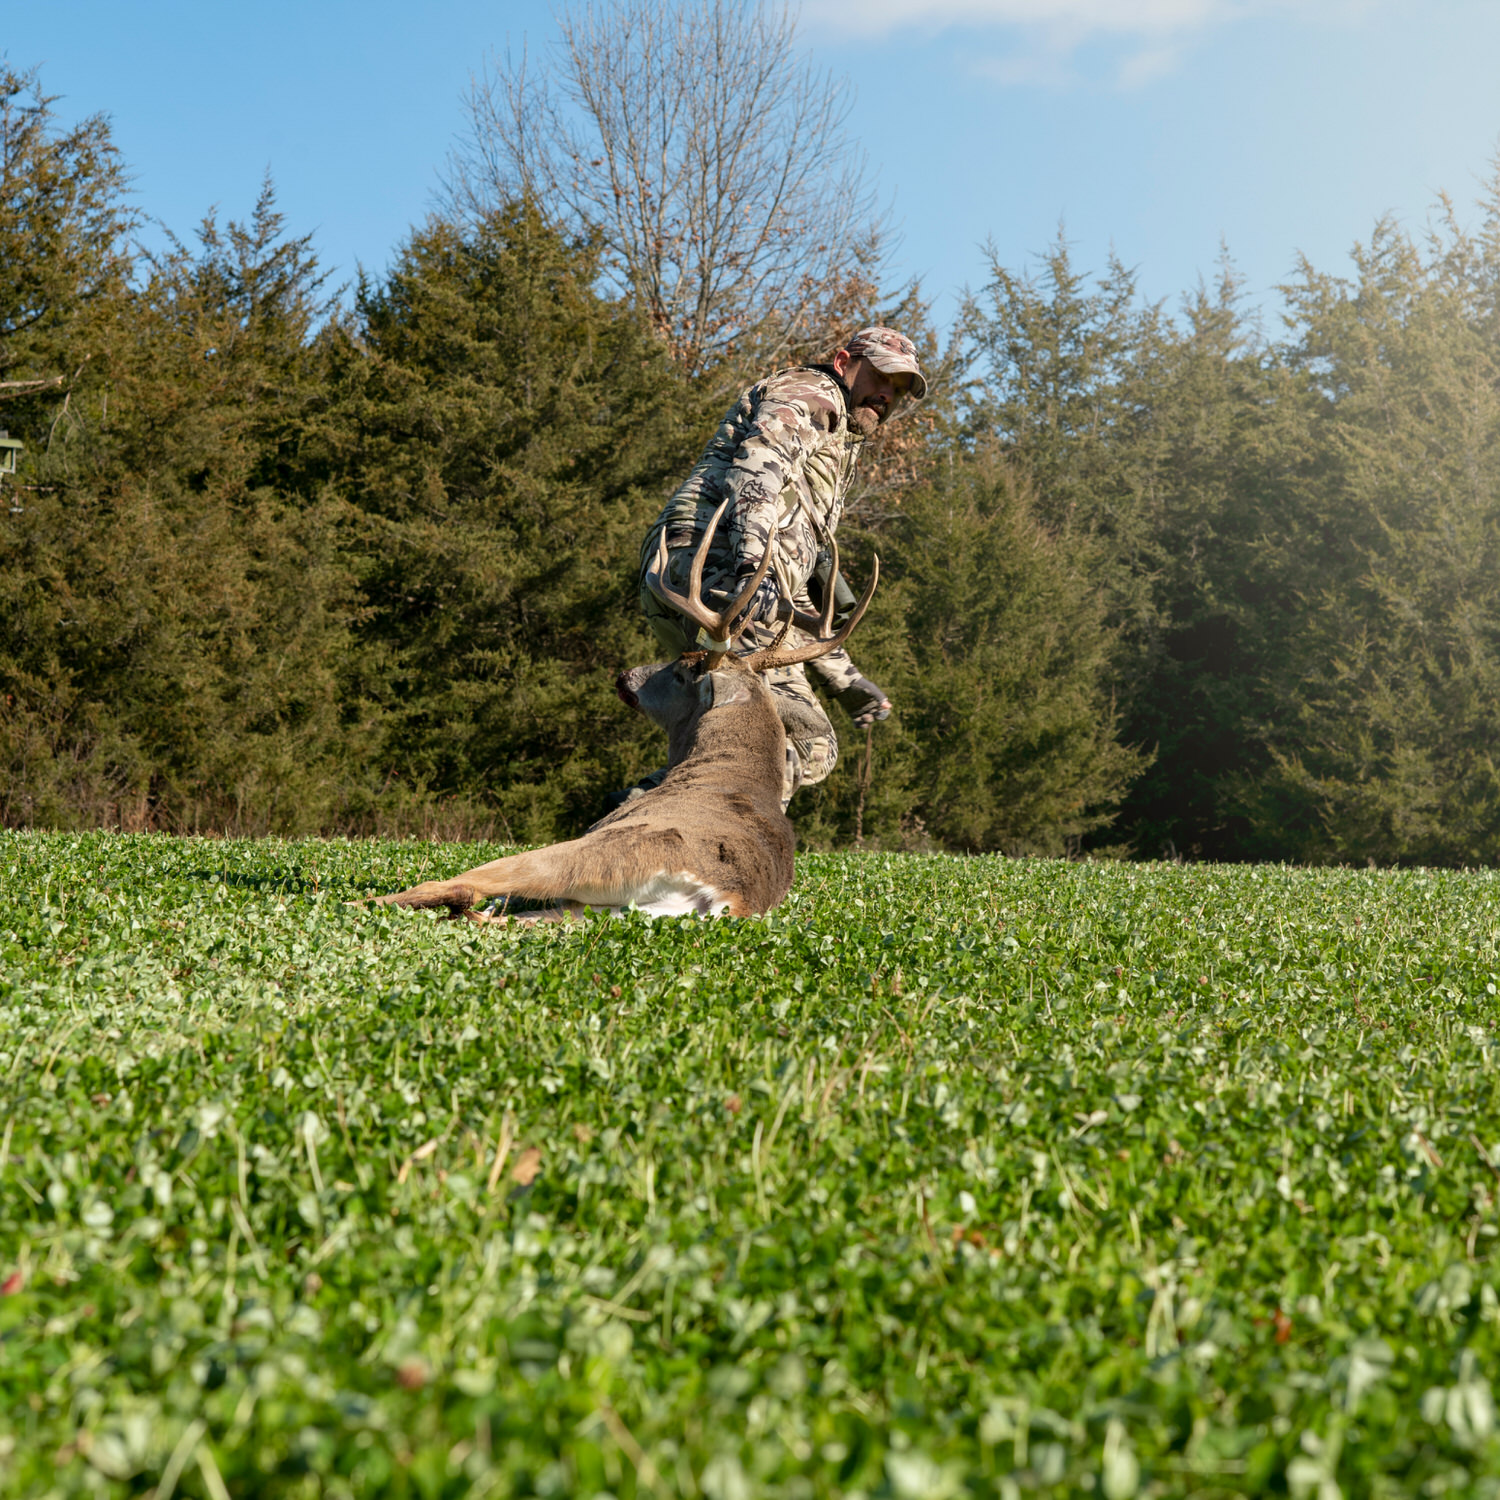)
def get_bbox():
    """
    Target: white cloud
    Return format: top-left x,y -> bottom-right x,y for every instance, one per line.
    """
970,47 -> 1078,88
1115,41 -> 1185,88
798,0 -> 1380,63
803,0 -> 1235,42
802,0 -> 1382,87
